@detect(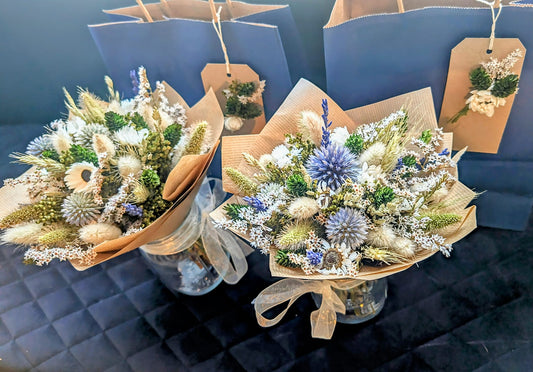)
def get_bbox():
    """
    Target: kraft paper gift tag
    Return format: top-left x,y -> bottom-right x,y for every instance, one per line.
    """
202,63 -> 267,136
439,38 -> 526,153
